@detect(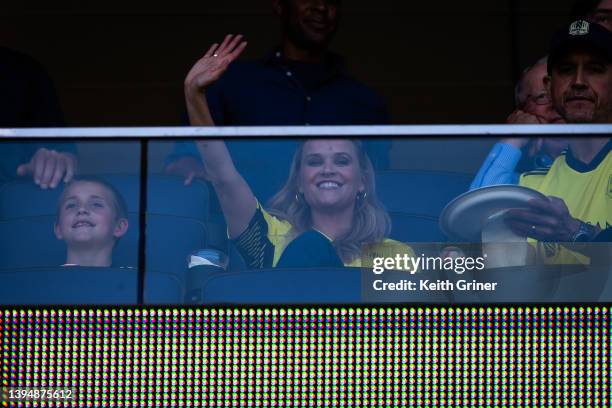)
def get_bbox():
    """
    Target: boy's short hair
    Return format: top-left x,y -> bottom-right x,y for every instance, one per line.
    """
56,176 -> 129,220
